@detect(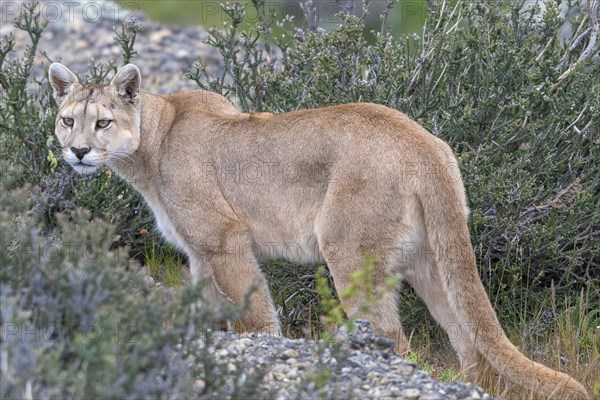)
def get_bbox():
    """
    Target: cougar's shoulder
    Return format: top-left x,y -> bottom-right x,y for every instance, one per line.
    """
162,90 -> 241,116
